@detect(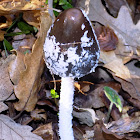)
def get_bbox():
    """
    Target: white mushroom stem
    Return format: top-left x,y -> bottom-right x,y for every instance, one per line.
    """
59,77 -> 75,140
